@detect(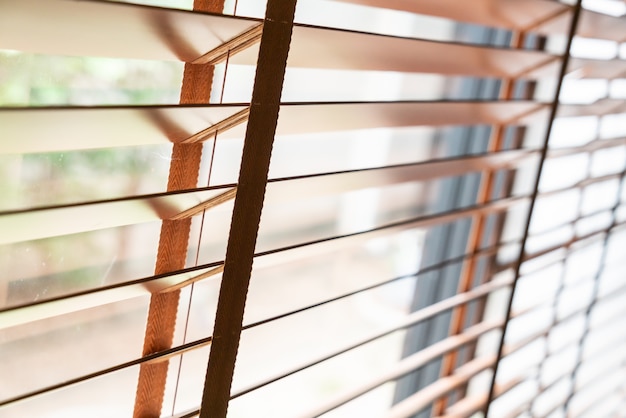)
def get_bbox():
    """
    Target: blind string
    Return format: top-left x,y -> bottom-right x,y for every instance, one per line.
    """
171,50 -> 232,414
